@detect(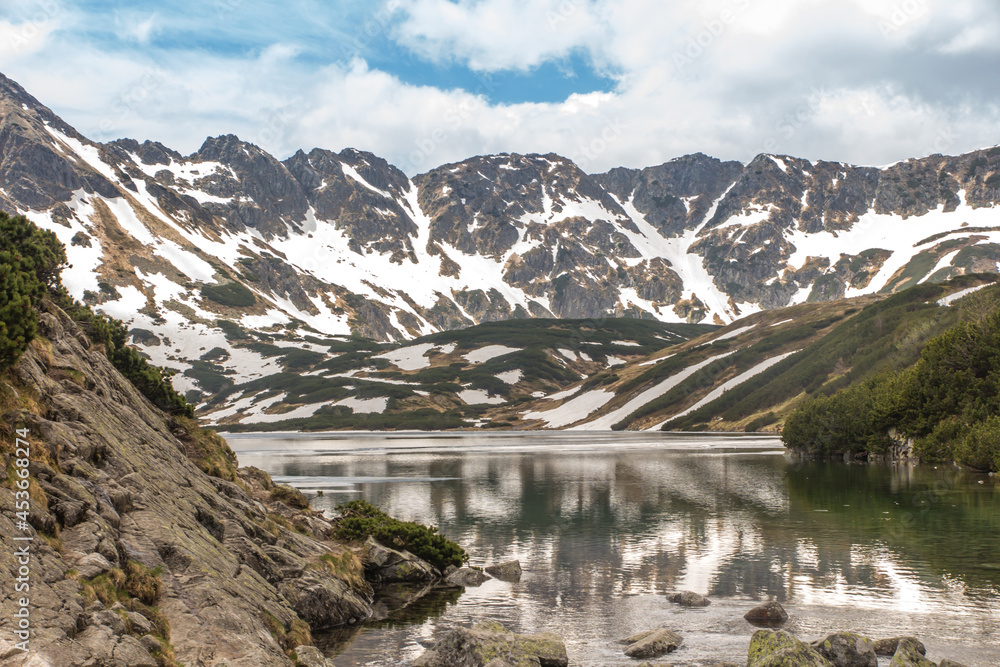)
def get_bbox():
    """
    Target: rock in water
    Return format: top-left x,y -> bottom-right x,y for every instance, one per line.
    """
363,536 -> 440,583
811,632 -> 877,667
668,590 -> 711,607
413,621 -> 568,667
621,629 -> 683,659
874,637 -> 926,656
294,645 -> 336,667
744,601 -> 789,626
890,638 -> 936,667
446,567 -> 492,587
748,629 -> 835,667
938,660 -> 970,667
485,560 -> 523,581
